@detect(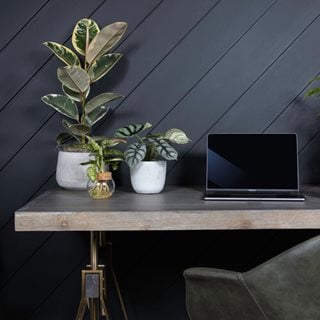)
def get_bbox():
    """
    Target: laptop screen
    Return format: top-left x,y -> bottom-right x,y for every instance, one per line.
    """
206,134 -> 299,191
